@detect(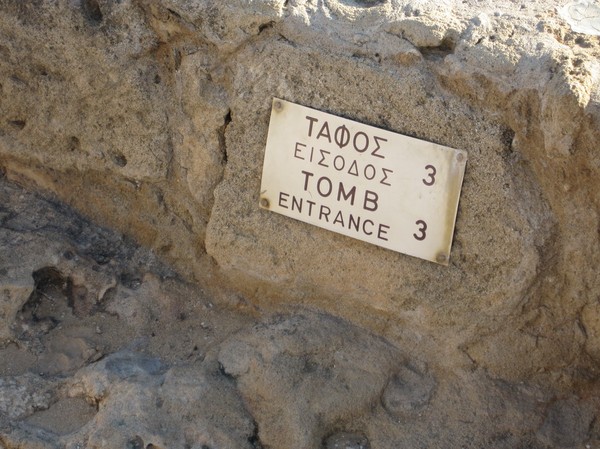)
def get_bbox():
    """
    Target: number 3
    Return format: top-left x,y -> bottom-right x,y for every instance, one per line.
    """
423,165 -> 436,186
414,220 -> 427,241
